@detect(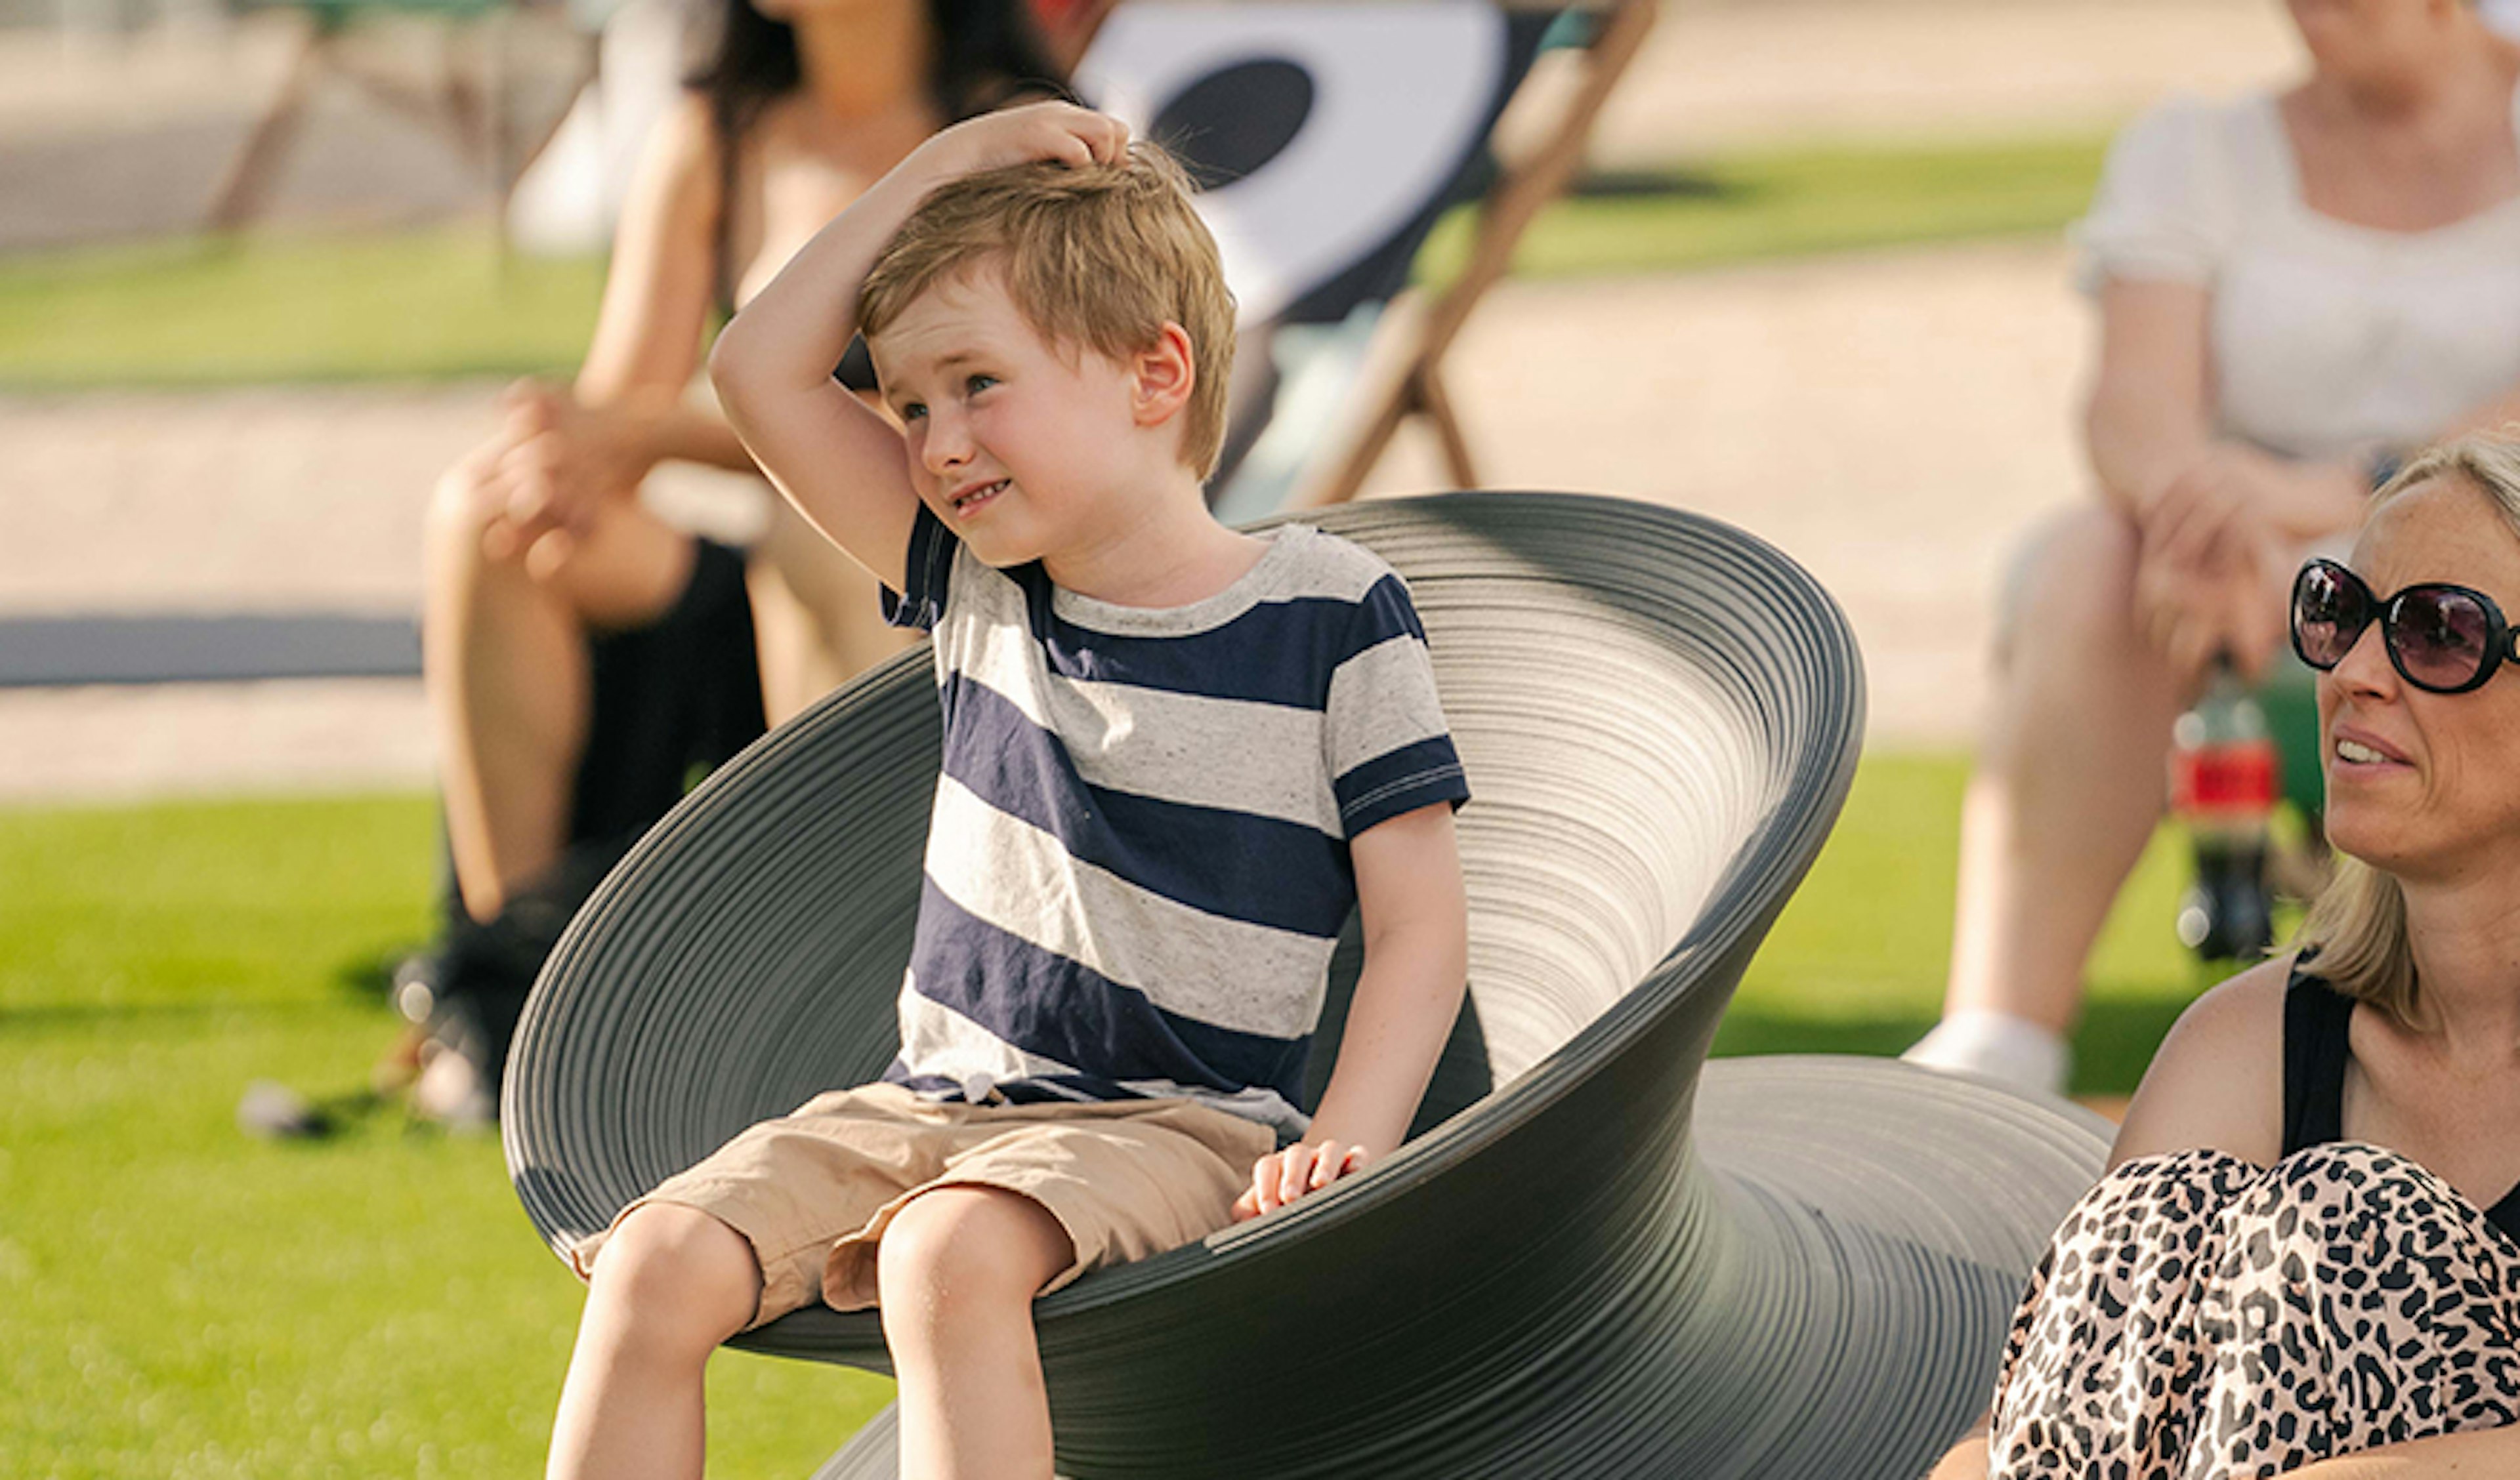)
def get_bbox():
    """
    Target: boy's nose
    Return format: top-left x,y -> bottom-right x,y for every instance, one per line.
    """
921,416 -> 973,476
